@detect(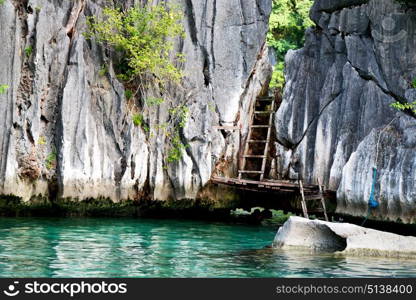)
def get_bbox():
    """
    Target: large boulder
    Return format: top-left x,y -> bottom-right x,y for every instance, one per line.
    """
273,216 -> 416,258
